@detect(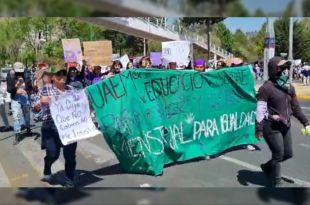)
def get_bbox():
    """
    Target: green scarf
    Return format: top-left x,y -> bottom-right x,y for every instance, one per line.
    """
275,75 -> 289,87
